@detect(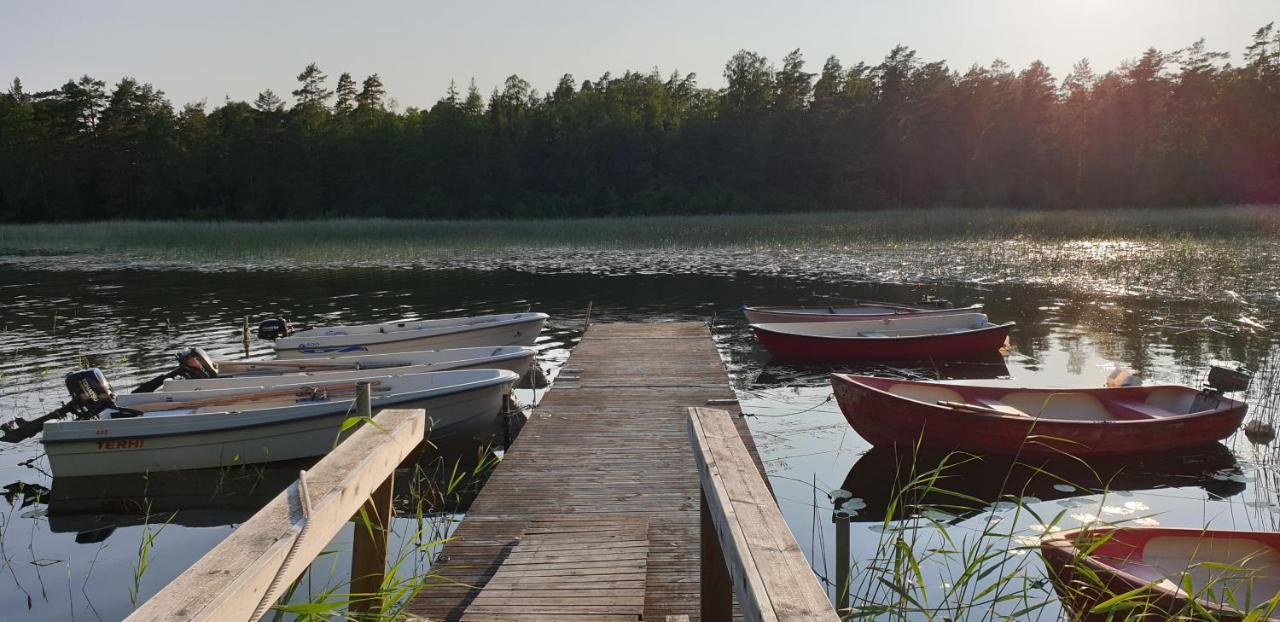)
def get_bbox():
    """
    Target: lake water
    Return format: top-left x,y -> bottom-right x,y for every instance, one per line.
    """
1,240 -> 1278,620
